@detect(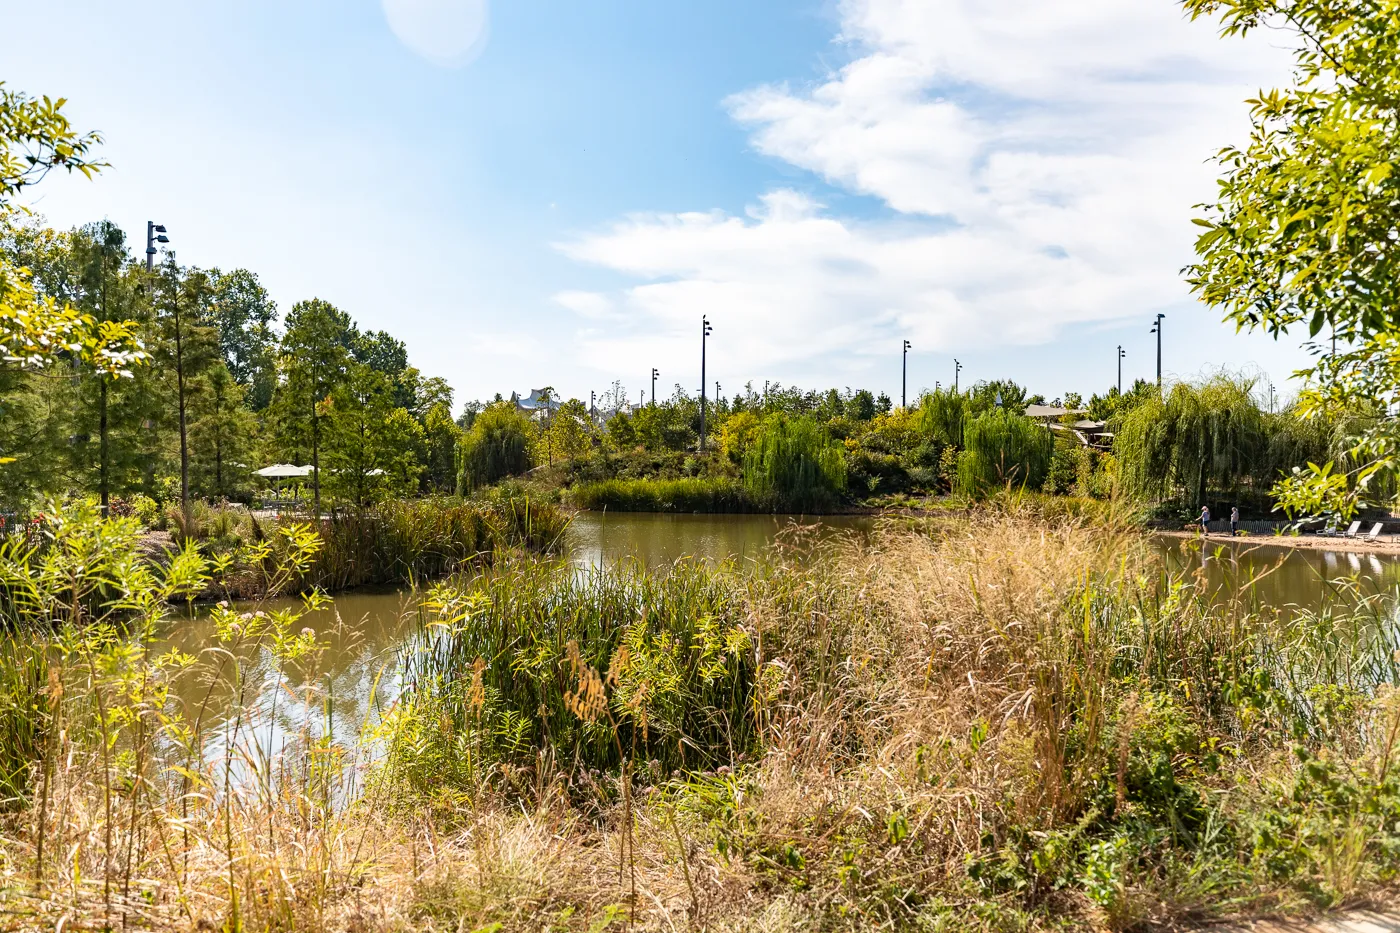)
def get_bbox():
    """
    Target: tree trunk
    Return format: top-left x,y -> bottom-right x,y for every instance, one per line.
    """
99,378 -> 109,517
174,303 -> 191,531
311,406 -> 321,519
